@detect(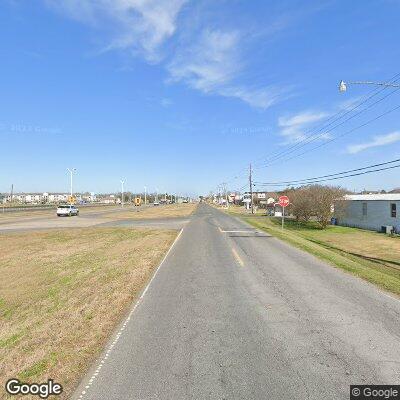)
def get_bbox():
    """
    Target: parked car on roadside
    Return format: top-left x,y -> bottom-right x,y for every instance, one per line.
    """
57,204 -> 79,217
